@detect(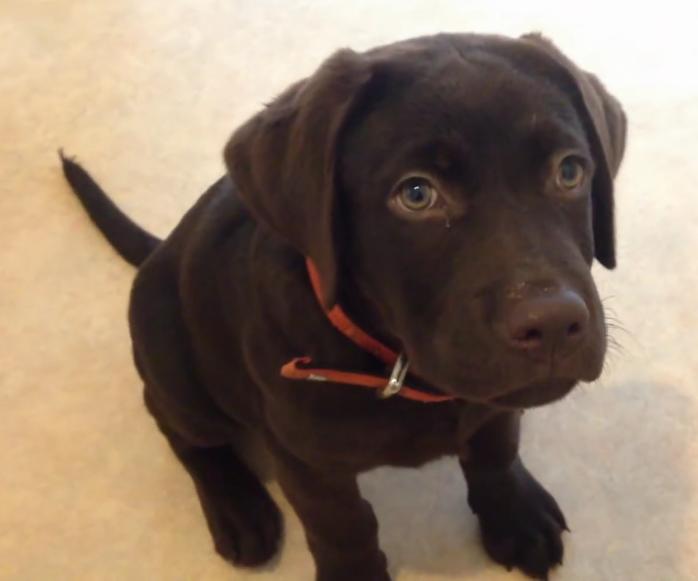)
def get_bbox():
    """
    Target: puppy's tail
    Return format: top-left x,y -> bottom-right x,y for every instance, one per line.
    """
59,151 -> 161,267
